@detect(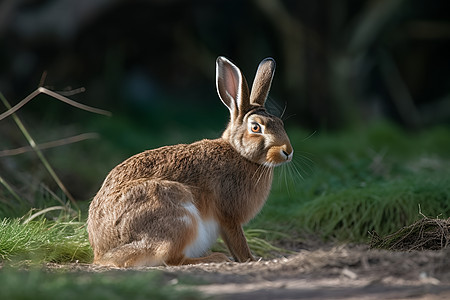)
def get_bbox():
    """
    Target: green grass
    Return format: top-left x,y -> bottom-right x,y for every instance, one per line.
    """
296,175 -> 450,241
0,268 -> 202,300
0,218 -> 92,264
